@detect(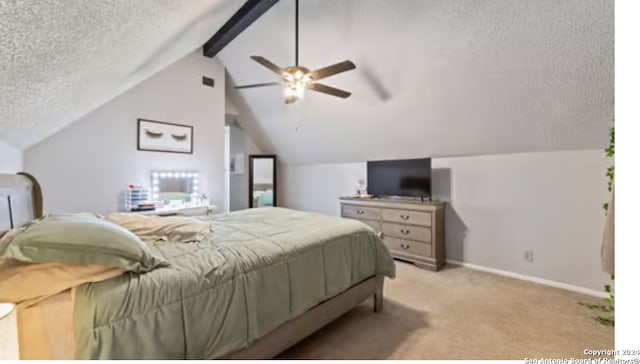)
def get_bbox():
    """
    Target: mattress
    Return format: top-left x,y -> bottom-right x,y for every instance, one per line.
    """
73,207 -> 395,359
